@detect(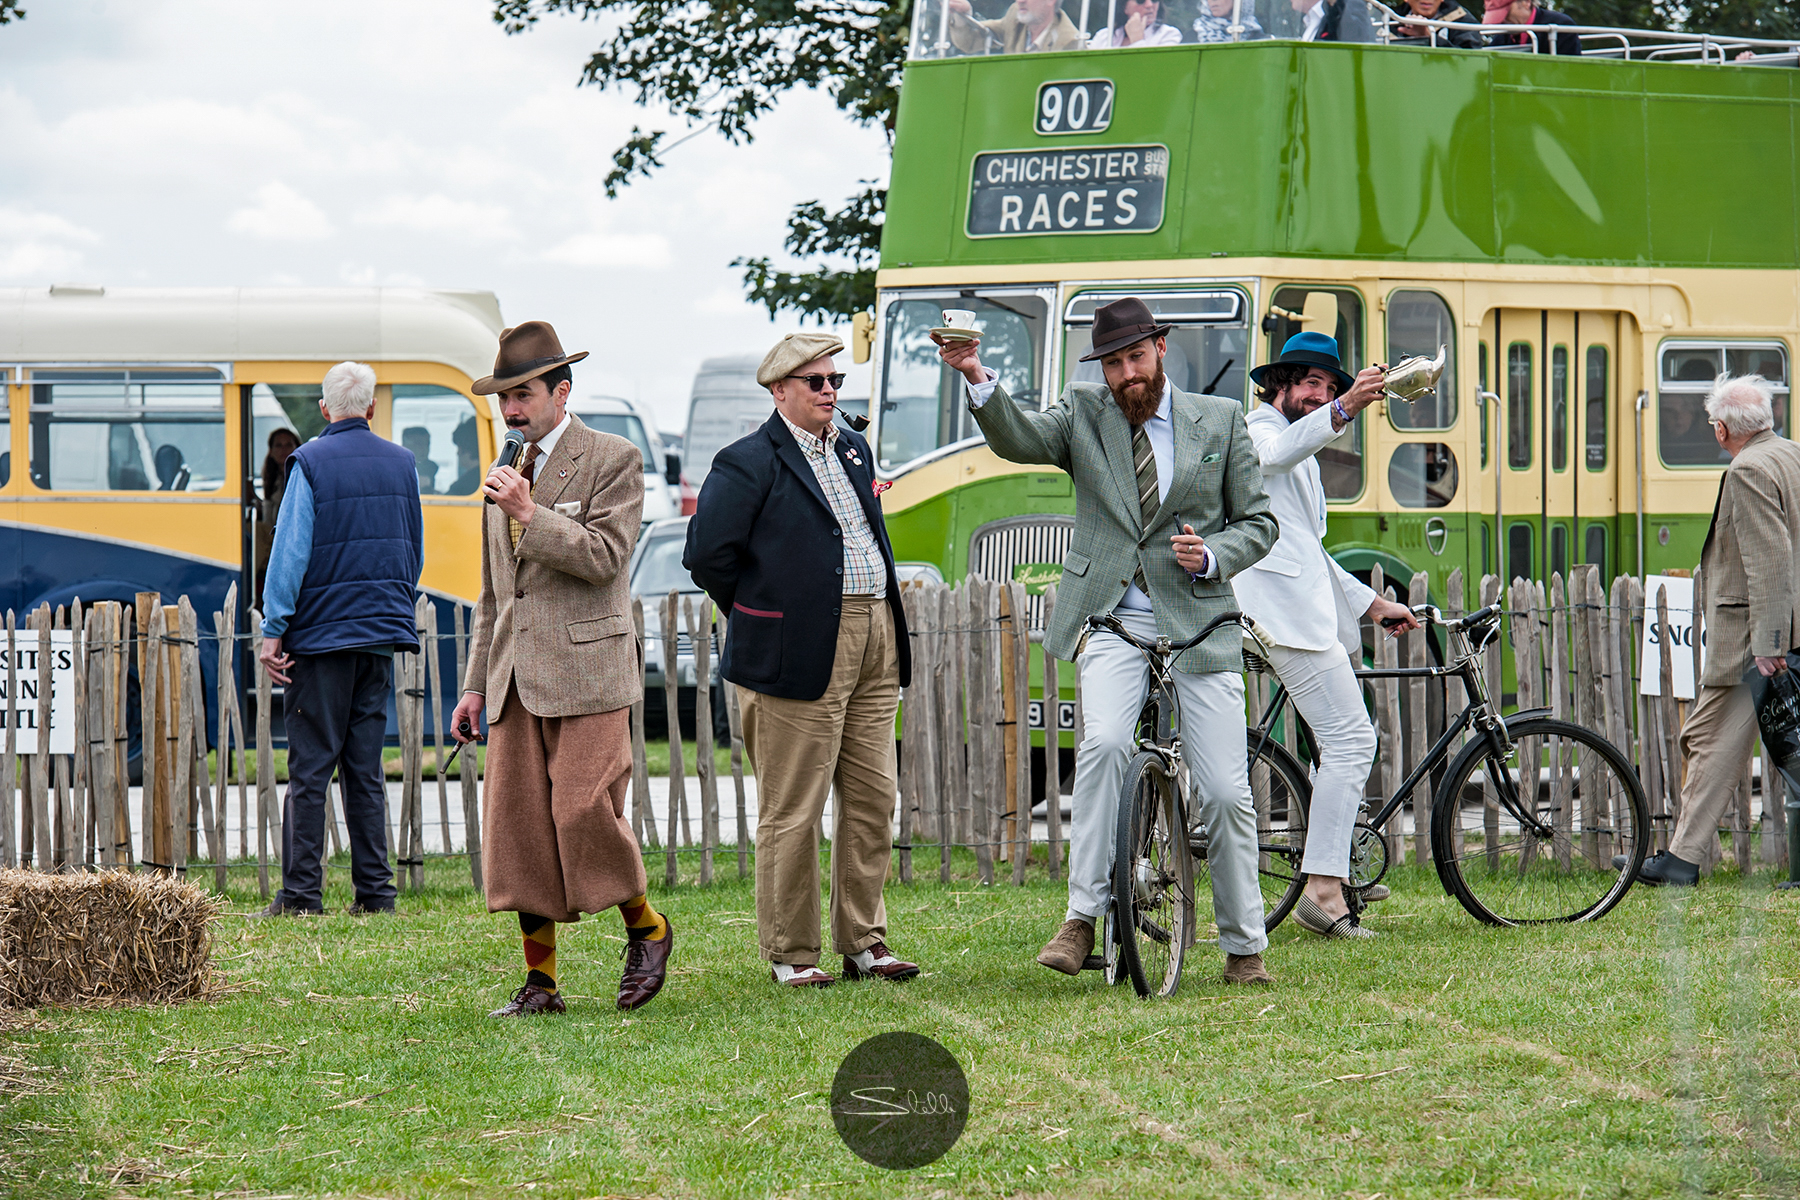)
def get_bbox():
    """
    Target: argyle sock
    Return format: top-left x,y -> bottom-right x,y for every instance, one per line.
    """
619,893 -> 668,942
519,912 -> 558,992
